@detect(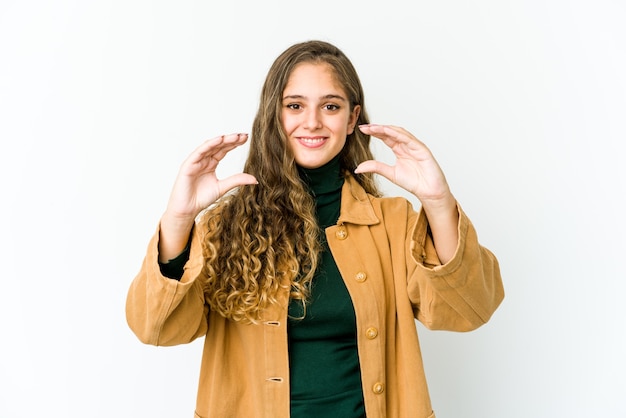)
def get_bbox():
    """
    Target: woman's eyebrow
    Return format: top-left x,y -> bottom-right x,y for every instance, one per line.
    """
282,94 -> 348,101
